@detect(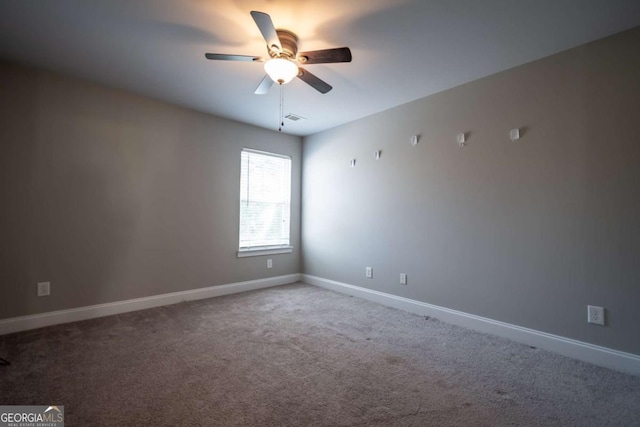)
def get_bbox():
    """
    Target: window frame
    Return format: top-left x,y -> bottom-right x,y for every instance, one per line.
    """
237,148 -> 293,258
